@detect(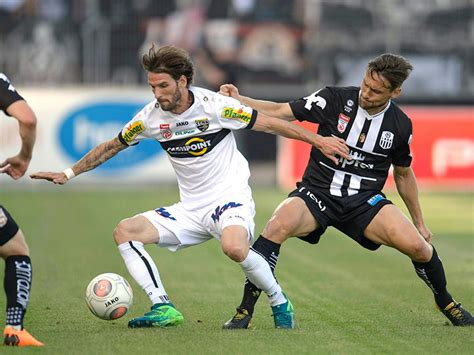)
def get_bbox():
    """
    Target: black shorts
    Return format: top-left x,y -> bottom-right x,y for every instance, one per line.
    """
0,205 -> 20,246
288,183 -> 392,251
